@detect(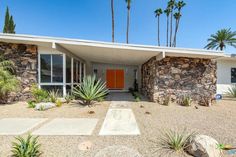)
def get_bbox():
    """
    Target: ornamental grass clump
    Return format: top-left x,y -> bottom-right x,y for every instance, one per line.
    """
73,75 -> 108,105
151,129 -> 196,156
11,134 -> 42,157
48,90 -> 59,103
227,85 -> 236,98
180,95 -> 192,106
